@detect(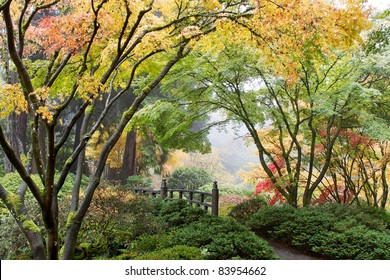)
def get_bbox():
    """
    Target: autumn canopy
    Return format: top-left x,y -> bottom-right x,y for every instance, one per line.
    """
0,0 -> 384,261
